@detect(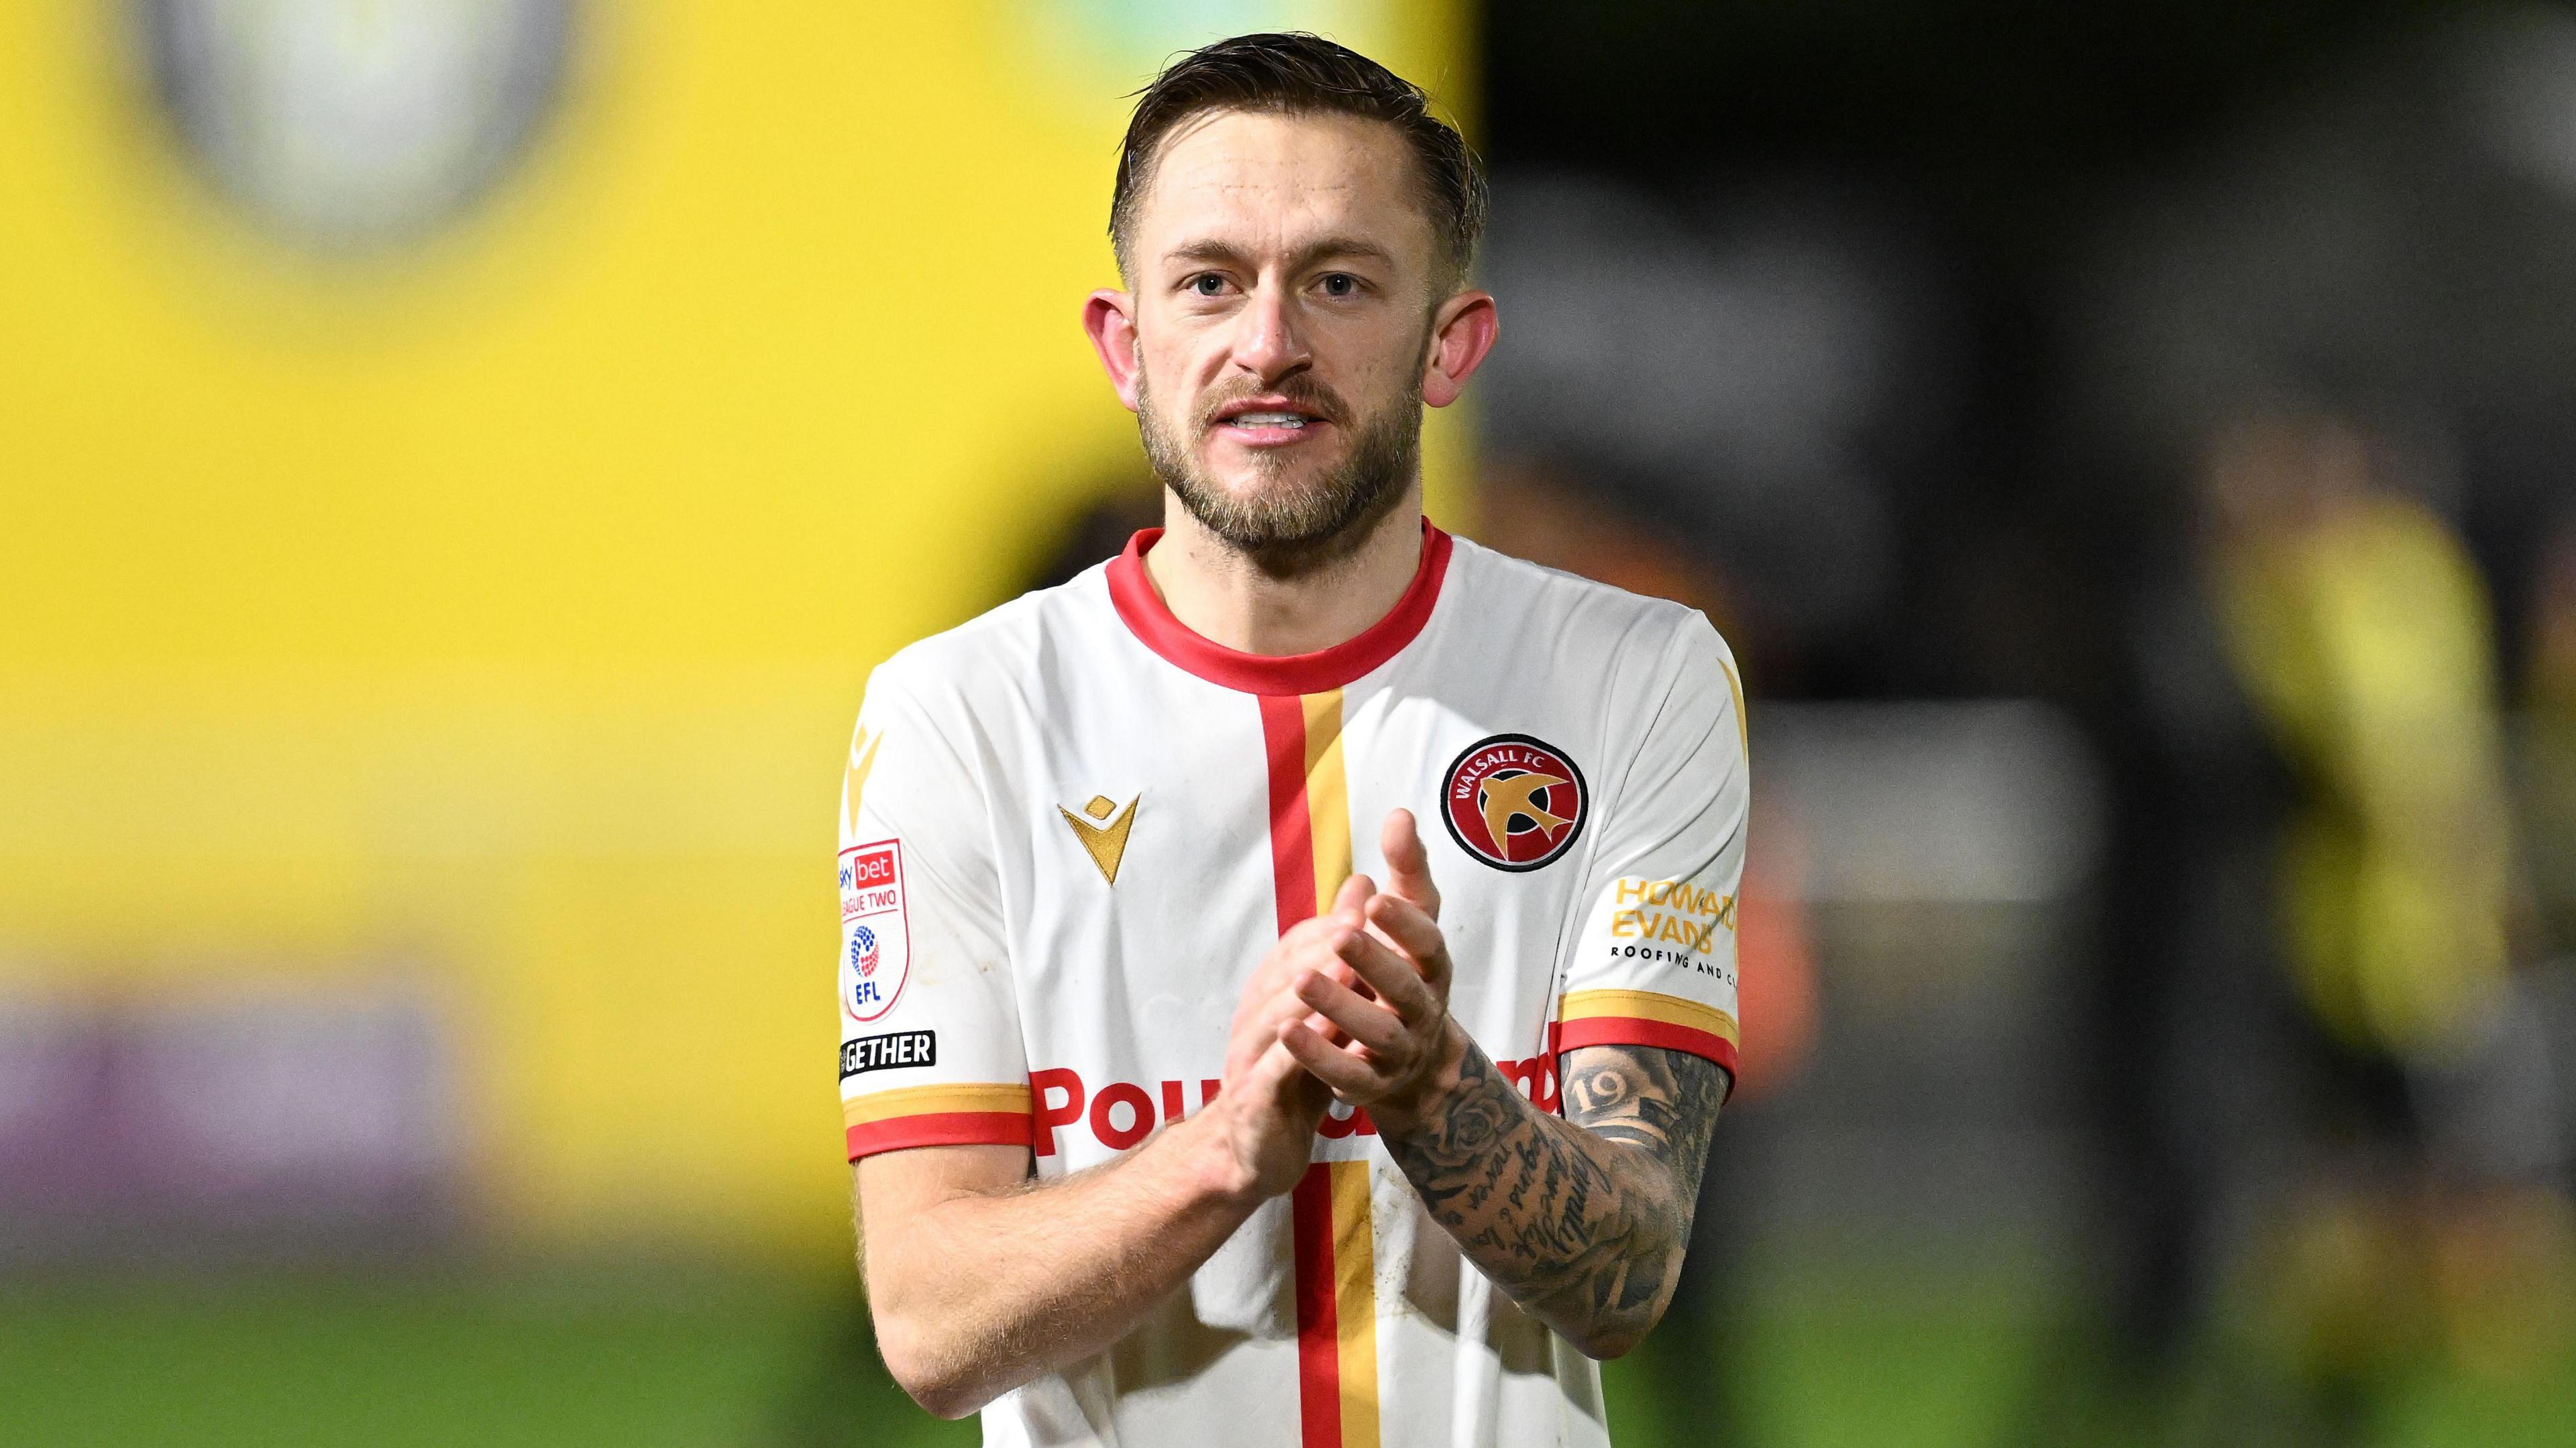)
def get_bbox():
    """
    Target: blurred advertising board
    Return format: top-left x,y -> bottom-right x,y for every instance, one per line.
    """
0,979 -> 458,1264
